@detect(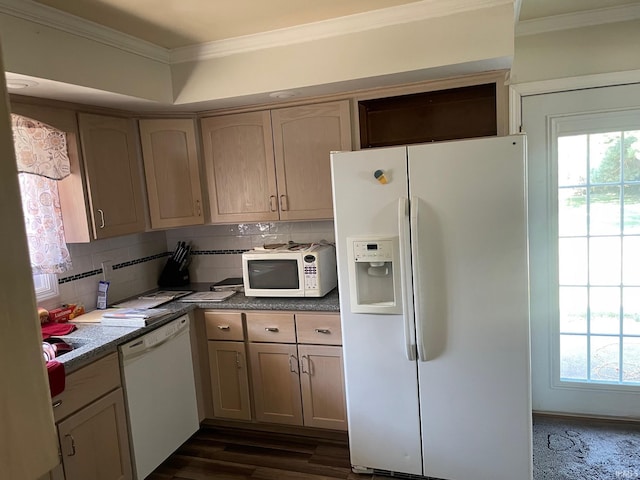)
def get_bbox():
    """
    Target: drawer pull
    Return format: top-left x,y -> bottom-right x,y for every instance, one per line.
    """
52,400 -> 63,408
265,327 -> 279,332
315,328 -> 331,334
217,325 -> 231,331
